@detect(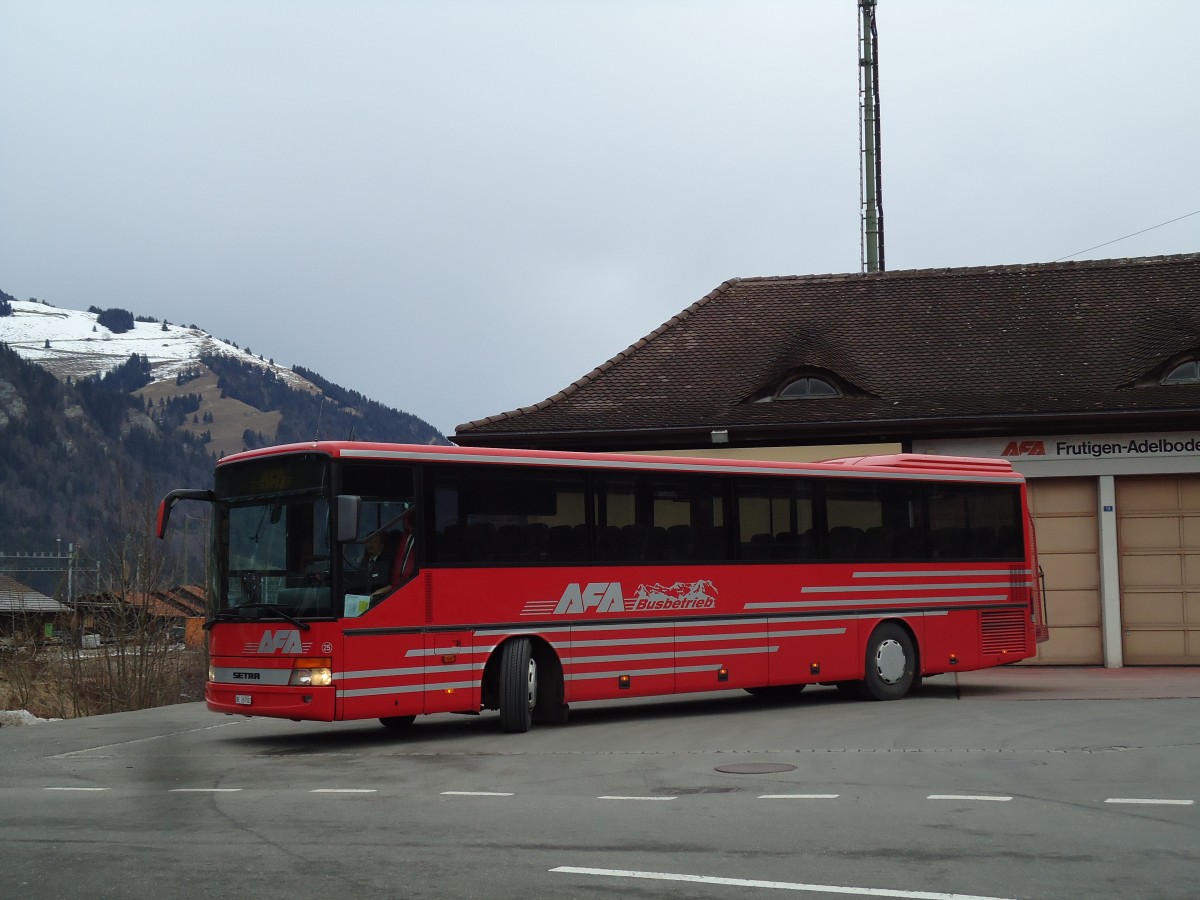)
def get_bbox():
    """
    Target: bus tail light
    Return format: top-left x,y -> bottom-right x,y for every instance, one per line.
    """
289,658 -> 333,687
